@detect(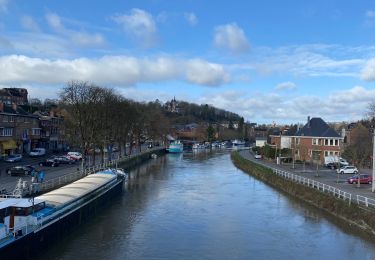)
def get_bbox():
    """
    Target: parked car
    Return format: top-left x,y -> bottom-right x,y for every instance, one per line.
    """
326,162 -> 346,170
50,155 -> 76,164
4,154 -> 23,162
39,159 -> 59,167
6,165 -> 35,176
347,174 -> 372,184
29,148 -> 46,157
337,165 -> 358,174
67,152 -> 82,161
254,154 -> 262,159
